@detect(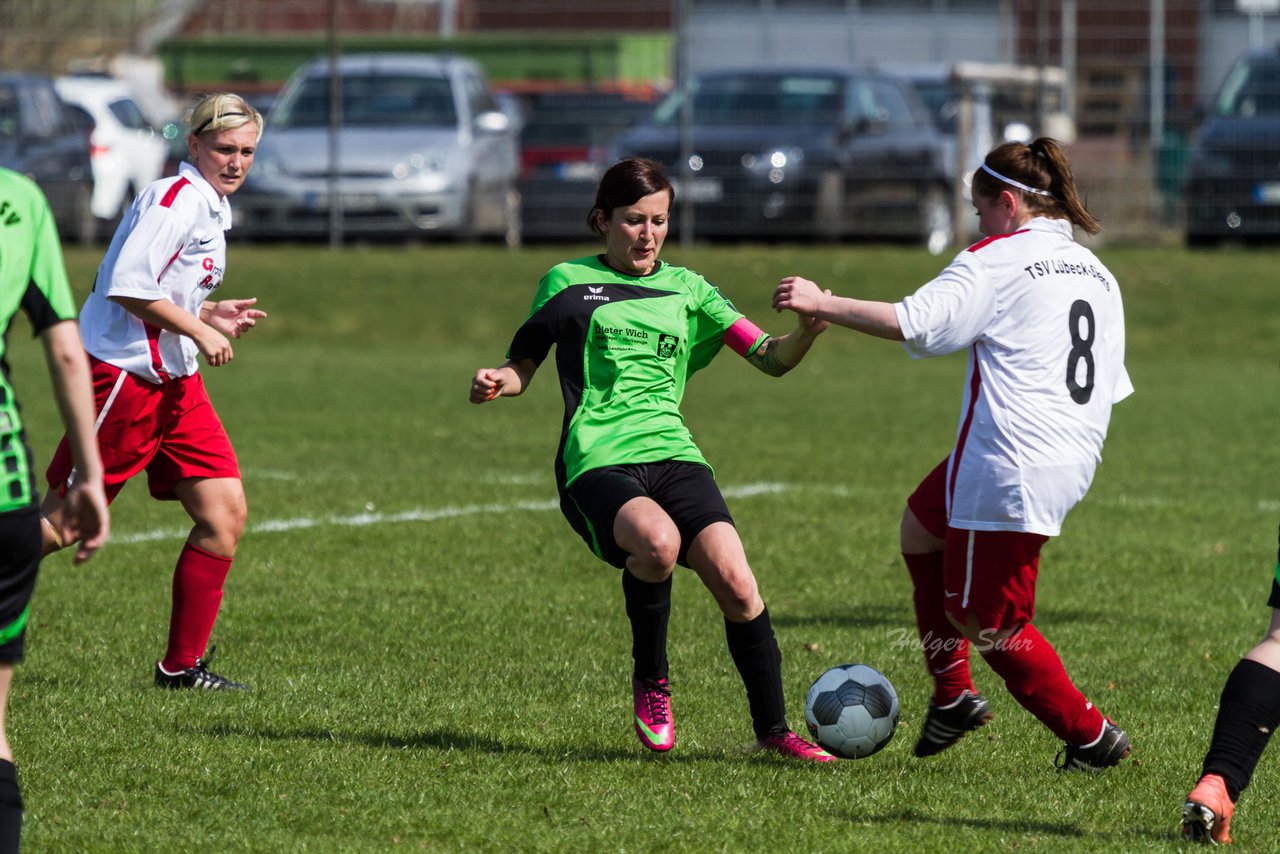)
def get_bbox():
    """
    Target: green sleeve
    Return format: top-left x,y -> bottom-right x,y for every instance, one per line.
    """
686,273 -> 745,375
